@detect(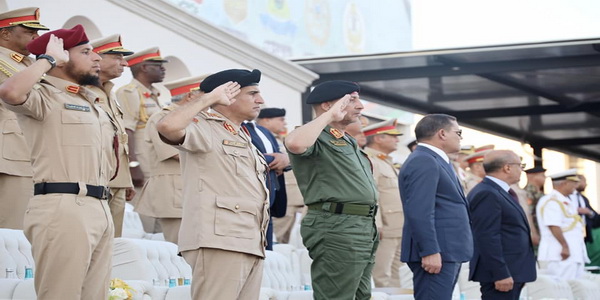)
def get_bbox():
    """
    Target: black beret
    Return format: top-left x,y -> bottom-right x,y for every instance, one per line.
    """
200,69 -> 261,93
258,108 -> 286,119
524,166 -> 546,174
306,80 -> 360,104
